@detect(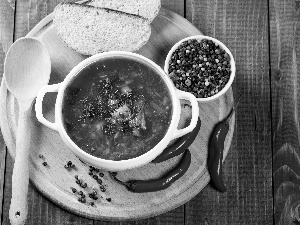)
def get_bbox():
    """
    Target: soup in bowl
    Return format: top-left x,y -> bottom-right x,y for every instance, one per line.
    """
35,51 -> 199,171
